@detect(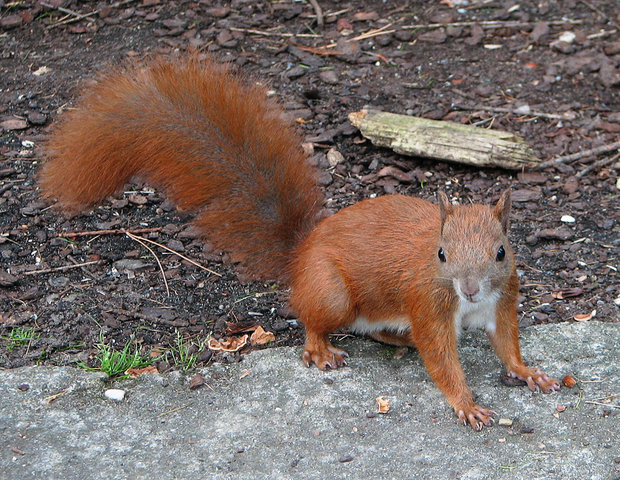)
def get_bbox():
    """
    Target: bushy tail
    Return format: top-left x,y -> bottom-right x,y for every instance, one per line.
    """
40,56 -> 323,281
